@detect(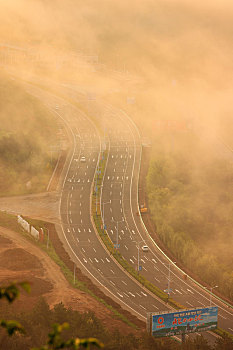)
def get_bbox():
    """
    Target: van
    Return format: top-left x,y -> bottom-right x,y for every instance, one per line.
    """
142,245 -> 149,252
